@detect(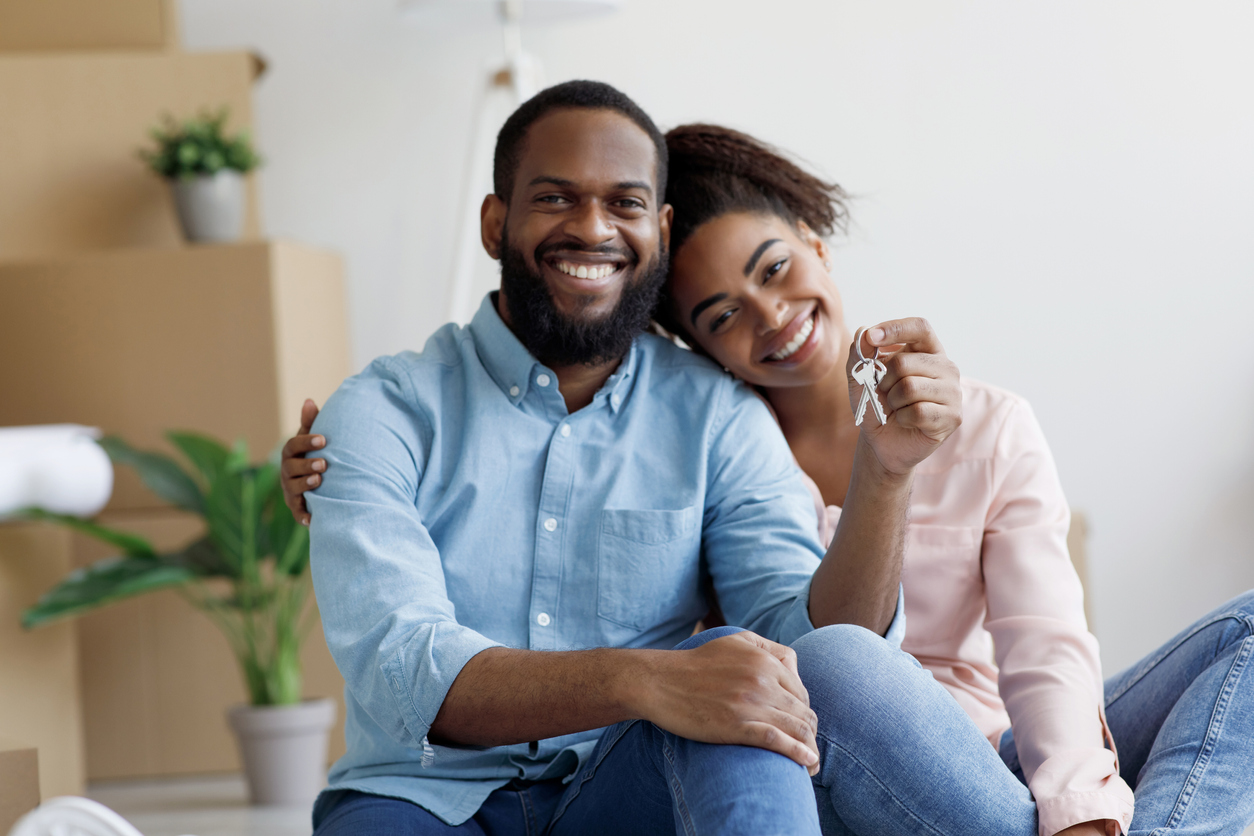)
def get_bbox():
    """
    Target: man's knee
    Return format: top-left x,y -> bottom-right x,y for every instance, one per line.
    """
792,624 -> 911,714
674,625 -> 745,651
